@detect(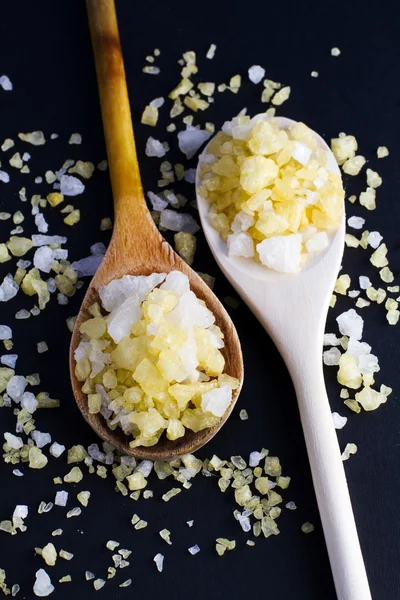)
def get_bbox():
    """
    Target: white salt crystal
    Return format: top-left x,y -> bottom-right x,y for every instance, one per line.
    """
201,386 -> 232,417
248,65 -> 265,84
17,259 -> 31,269
154,553 -> 164,572
323,333 -> 340,346
15,309 -> 30,319
90,242 -> 107,256
348,290 -> 360,298
32,430 -> 52,448
136,460 -> 153,477
21,391 -> 38,413
178,127 -> 211,159
60,175 -> 85,196
145,137 -> 166,158
206,43 -> 217,59
0,325 -> 12,339
347,216 -> 365,230
100,273 -> 166,312
164,191 -> 179,207
159,209 -> 200,233
33,569 -> 54,597
55,491 -> 69,507
336,309 -> 363,340
35,213 -> 49,233
292,141 -> 312,165
186,520 -> 194,527
359,276 -> 371,289
0,274 -> 19,302
1,354 -> 17,368
69,133 -> 82,145
184,168 -> 196,184
53,249 -> 68,260
331,47 -> 341,57
160,271 -> 190,296
6,375 -> 27,401
22,152 -> 31,161
150,97 -> 164,108
32,235 -> 67,246
188,545 -> 200,555
249,451 -> 265,467
147,191 -> 168,211
34,247 -> 54,273
50,442 -> 66,458
358,353 -> 379,374
0,75 -> 13,91
332,412 -> 347,429
13,469 -> 24,477
231,211 -> 254,233
227,232 -> 254,258
323,347 -> 341,366
347,338 -> 371,358
72,255 -> 102,277
367,231 -> 382,249
13,505 -> 28,519
257,234 -> 302,273
4,432 -> 23,449
0,170 -> 10,183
